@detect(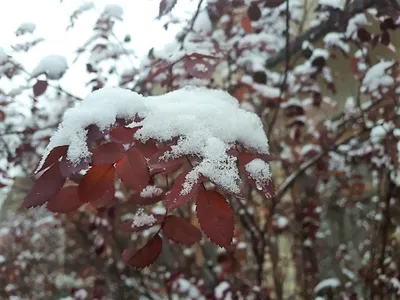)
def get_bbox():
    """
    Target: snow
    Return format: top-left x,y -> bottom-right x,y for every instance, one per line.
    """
0,48 -> 9,65
318,0 -> 345,10
16,22 -> 36,35
362,61 -> 395,93
102,4 -> 124,20
0,255 -> 5,264
131,208 -> 156,228
38,86 -> 269,195
370,123 -> 392,143
193,9 -> 212,34
276,216 -> 288,228
31,55 -> 68,80
140,185 -> 163,198
346,14 -> 369,38
314,278 -> 340,293
215,281 -> 230,299
323,32 -> 350,54
245,158 -> 272,190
